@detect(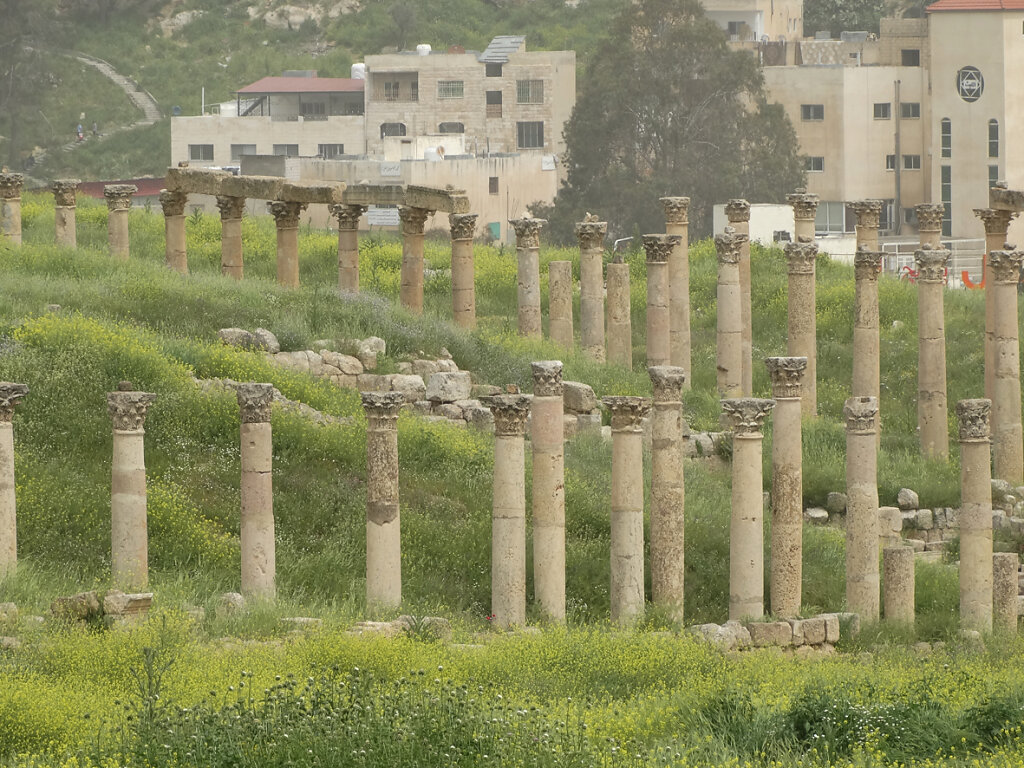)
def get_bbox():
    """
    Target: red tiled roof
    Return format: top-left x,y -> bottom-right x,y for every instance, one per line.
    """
237,76 -> 364,94
928,0 -> 1024,11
